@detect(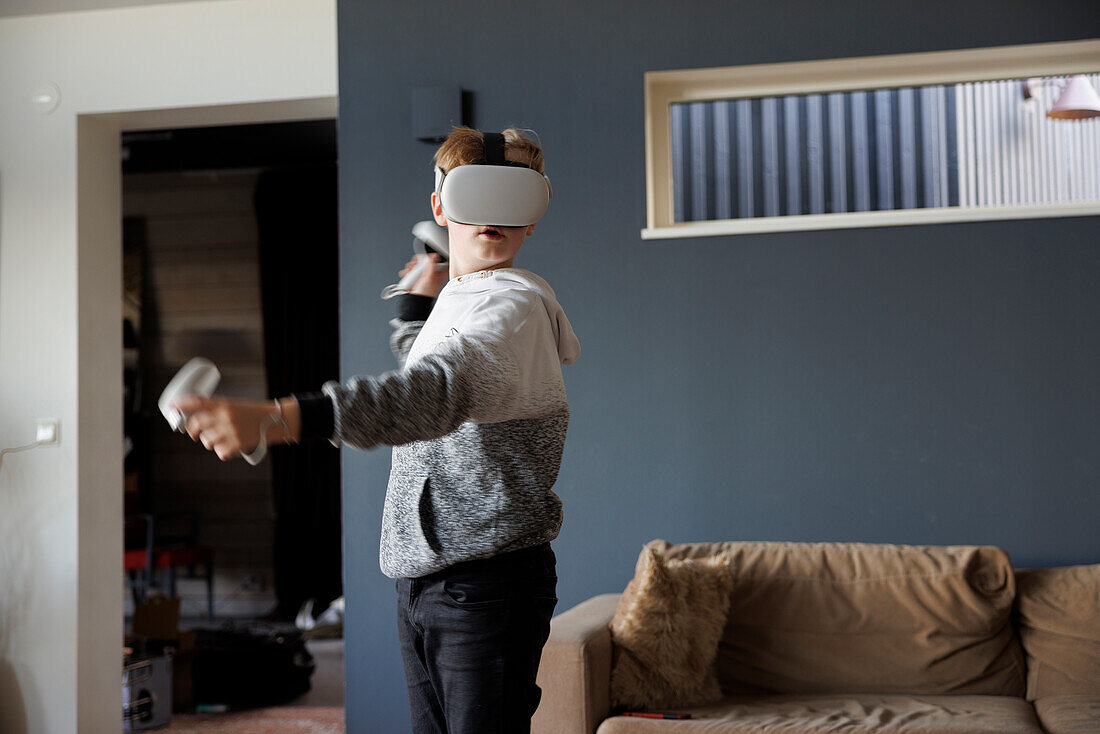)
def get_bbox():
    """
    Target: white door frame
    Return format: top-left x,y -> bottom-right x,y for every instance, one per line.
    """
92,93 -> 338,715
